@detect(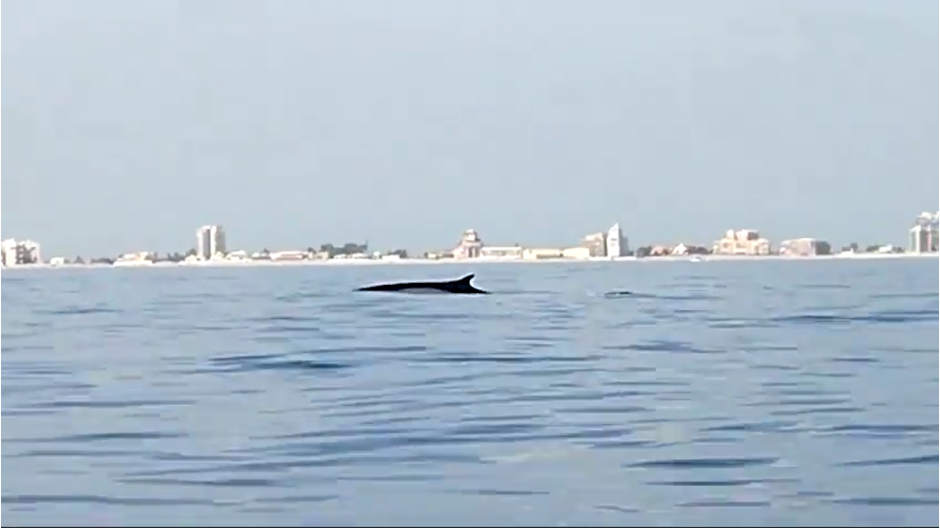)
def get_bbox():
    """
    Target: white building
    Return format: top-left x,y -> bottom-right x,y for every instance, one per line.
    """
909,225 -> 938,253
579,232 -> 607,257
270,250 -> 307,261
712,229 -> 771,256
480,246 -> 524,259
605,223 -> 628,257
452,229 -> 483,259
562,246 -> 592,259
779,238 -> 832,256
196,225 -> 227,260
909,212 -> 939,253
1,239 -> 42,266
114,251 -> 157,266
523,248 -> 563,260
